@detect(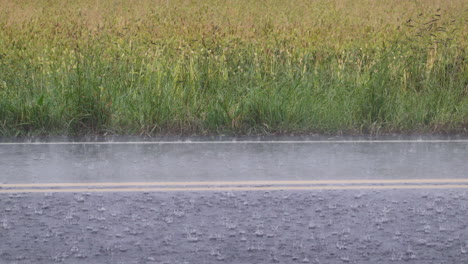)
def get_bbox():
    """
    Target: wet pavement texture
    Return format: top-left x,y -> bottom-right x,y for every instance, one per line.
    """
1,189 -> 468,264
1,141 -> 467,183
1,139 -> 467,263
